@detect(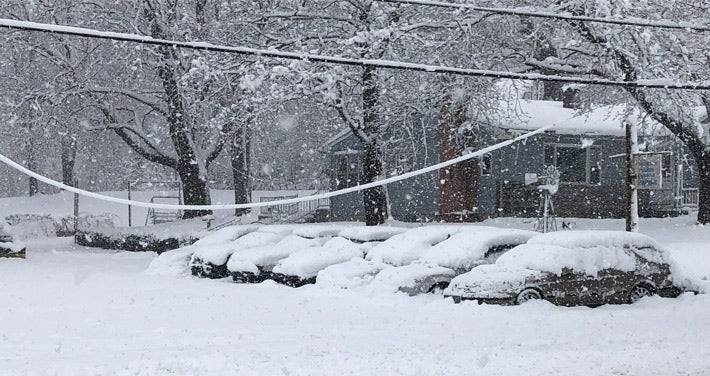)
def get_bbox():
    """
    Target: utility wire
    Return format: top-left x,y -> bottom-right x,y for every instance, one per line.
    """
0,119 -> 563,210
376,0 -> 710,32
1,19 -> 709,90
